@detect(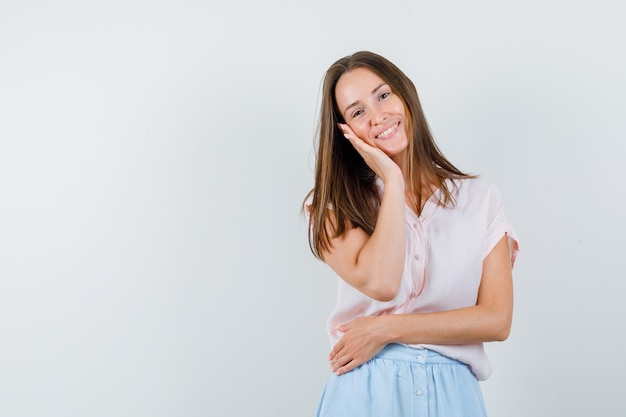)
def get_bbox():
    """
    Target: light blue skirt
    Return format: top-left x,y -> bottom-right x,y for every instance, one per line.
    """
316,343 -> 487,417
